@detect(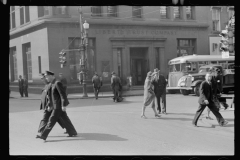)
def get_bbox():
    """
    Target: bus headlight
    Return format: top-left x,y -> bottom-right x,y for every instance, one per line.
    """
191,77 -> 194,81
